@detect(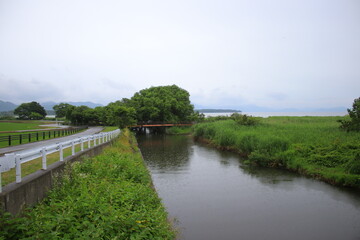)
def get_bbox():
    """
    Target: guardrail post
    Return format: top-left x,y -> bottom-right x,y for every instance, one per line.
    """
102,133 -> 105,143
94,136 -> 97,146
81,138 -> 84,151
8,135 -> 11,146
88,137 -> 91,149
72,141 -> 75,155
60,144 -> 64,161
15,154 -> 21,183
41,147 -> 47,170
